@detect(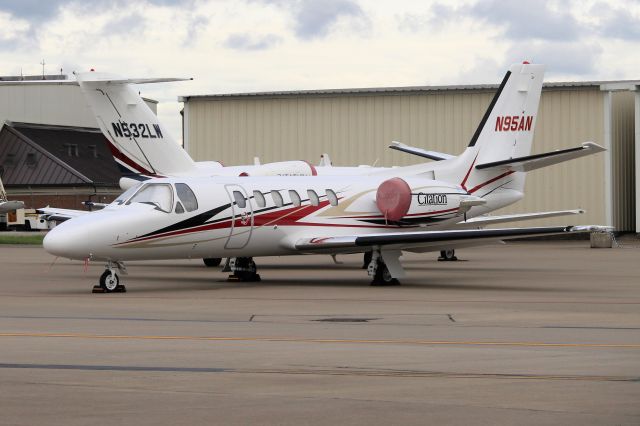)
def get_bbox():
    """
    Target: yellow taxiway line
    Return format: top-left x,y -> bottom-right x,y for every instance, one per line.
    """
0,332 -> 639,348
